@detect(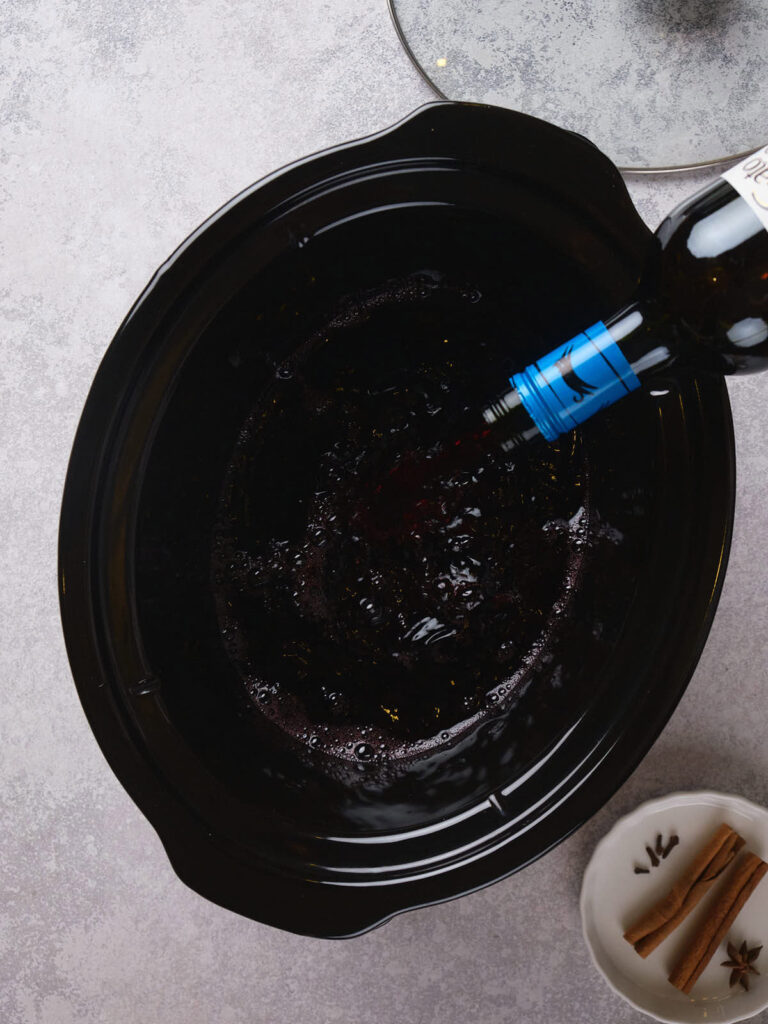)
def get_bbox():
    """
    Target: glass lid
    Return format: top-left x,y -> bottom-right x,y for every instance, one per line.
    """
389,0 -> 765,171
